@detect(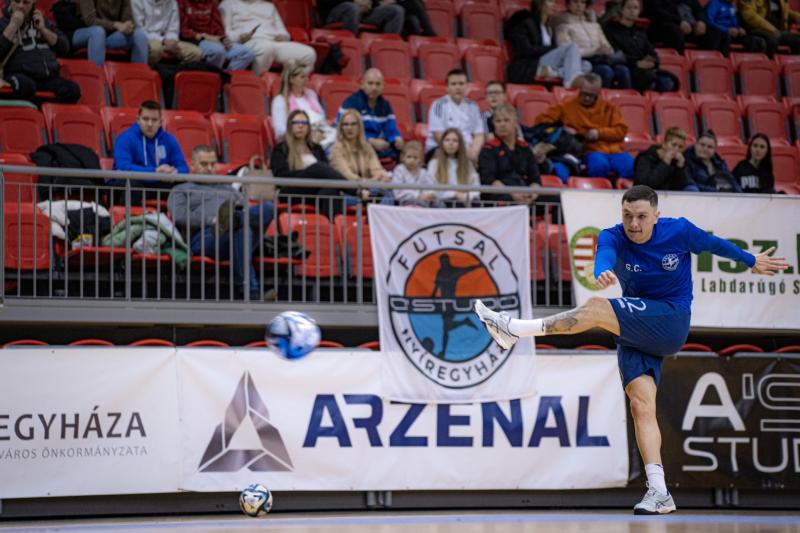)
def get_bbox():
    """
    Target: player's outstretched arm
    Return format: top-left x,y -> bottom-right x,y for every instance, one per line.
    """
751,246 -> 790,276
